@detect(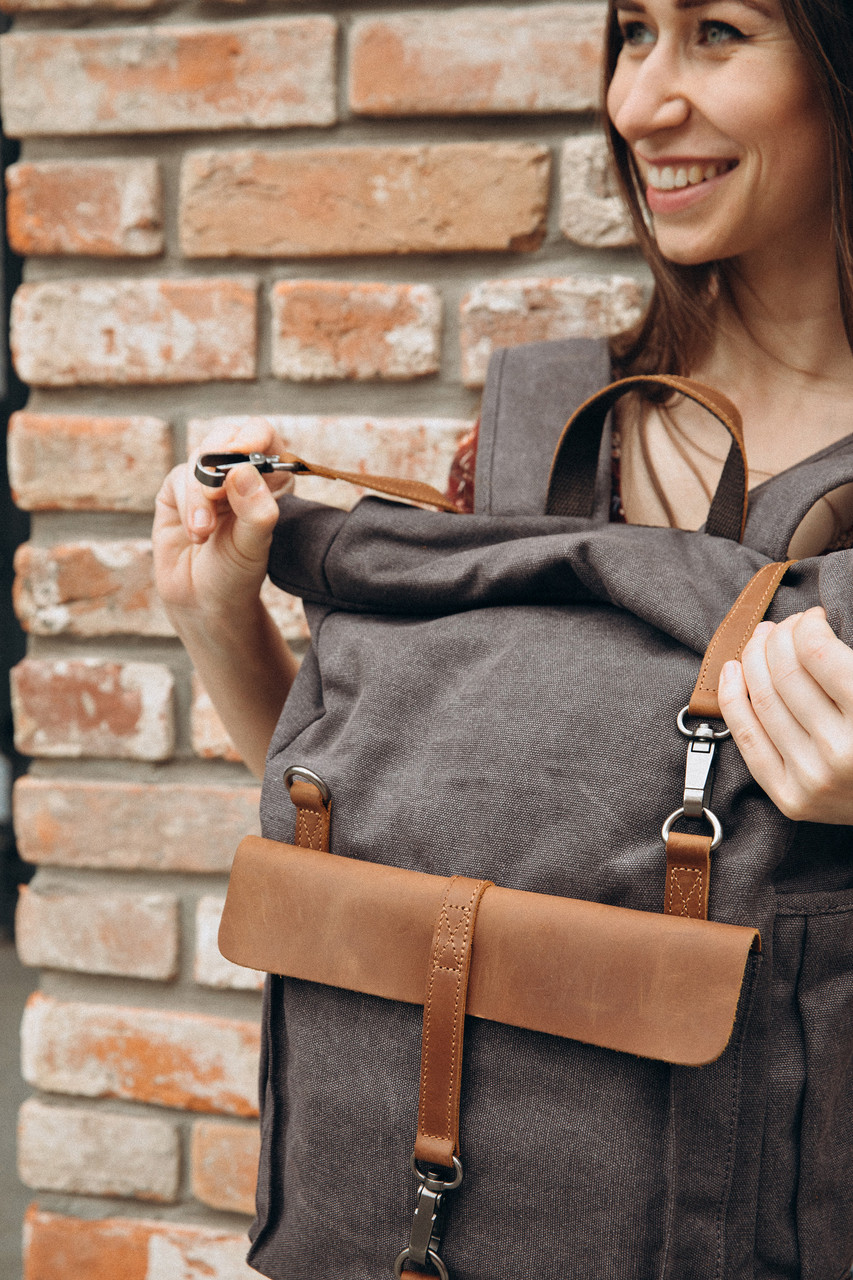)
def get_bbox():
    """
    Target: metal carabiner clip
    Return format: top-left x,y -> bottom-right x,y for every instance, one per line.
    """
194,452 -> 307,489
